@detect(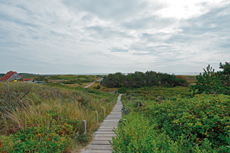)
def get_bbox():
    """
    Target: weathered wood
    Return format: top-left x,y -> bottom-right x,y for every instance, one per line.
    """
95,111 -> 98,123
93,137 -> 113,141
89,145 -> 113,150
91,141 -> 112,145
94,132 -> 115,134
80,94 -> 123,153
102,107 -> 105,118
82,151 -> 112,153
82,120 -> 86,134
